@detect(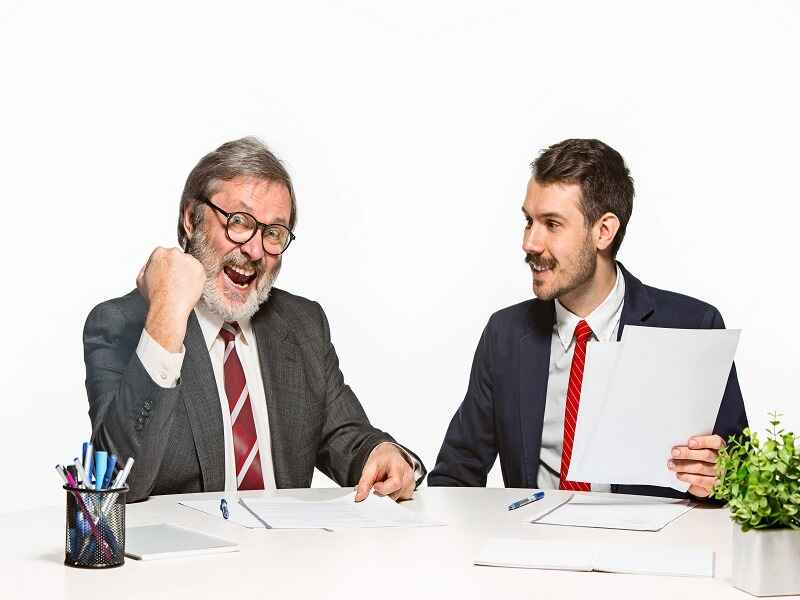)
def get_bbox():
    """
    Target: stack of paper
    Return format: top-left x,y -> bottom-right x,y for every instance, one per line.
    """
567,326 -> 740,491
475,539 -> 714,577
180,492 -> 445,529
